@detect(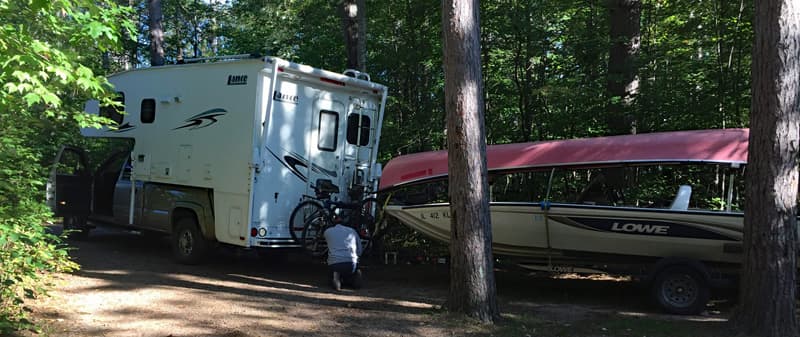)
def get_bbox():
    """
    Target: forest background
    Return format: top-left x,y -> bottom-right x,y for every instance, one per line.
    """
0,0 -> 754,332
109,0 -> 753,154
